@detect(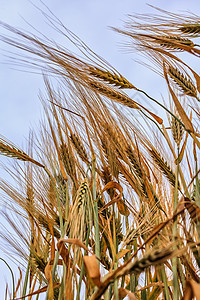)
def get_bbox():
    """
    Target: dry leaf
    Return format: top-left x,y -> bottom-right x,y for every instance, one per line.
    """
117,249 -> 131,260
44,261 -> 52,282
136,102 -> 163,124
58,238 -> 92,254
118,288 -> 137,300
57,240 -> 70,266
101,181 -> 128,214
102,181 -> 123,196
83,255 -> 101,288
117,199 -> 130,216
184,197 -> 200,224
183,280 -> 200,300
